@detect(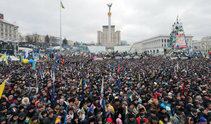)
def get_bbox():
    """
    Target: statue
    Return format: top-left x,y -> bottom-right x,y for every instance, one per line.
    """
107,3 -> 112,16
